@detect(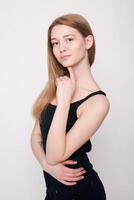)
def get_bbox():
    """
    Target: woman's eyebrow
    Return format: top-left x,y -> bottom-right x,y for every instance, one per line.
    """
51,34 -> 75,41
